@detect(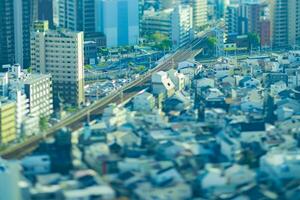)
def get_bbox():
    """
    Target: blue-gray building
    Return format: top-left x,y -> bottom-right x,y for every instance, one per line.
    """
95,0 -> 140,47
